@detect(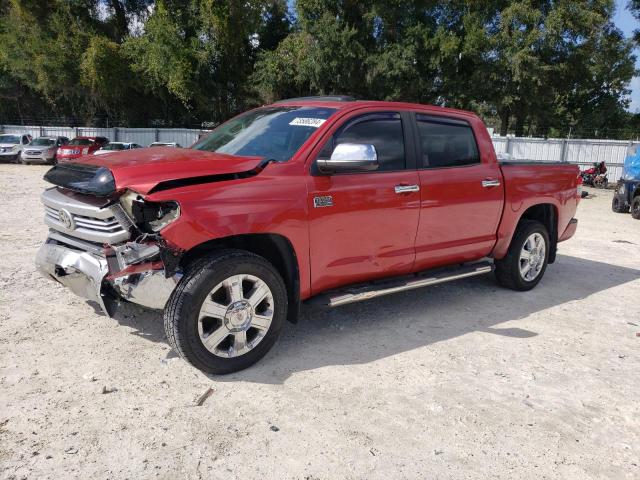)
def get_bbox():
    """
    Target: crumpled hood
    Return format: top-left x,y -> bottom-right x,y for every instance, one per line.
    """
68,147 -> 264,195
